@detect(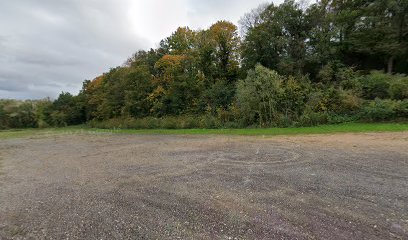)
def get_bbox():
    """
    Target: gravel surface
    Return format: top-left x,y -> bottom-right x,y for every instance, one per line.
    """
0,132 -> 407,239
